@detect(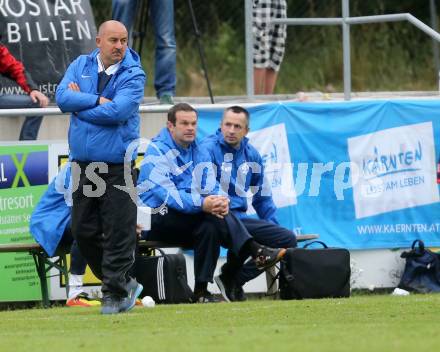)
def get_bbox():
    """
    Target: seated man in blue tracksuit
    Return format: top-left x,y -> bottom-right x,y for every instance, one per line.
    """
137,103 -> 287,302
30,164 -> 100,307
200,105 -> 297,302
